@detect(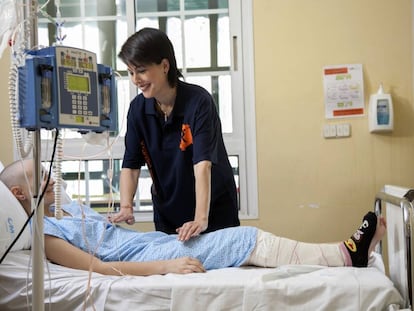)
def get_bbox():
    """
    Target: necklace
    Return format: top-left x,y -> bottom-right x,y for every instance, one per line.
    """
156,100 -> 172,122
156,89 -> 176,122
